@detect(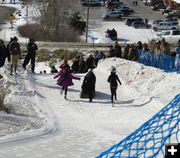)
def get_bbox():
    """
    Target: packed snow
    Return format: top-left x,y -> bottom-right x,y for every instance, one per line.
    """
0,57 -> 180,157
0,1 -> 180,158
